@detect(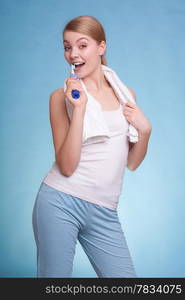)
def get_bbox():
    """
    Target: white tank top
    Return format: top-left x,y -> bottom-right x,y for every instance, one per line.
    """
42,97 -> 129,210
